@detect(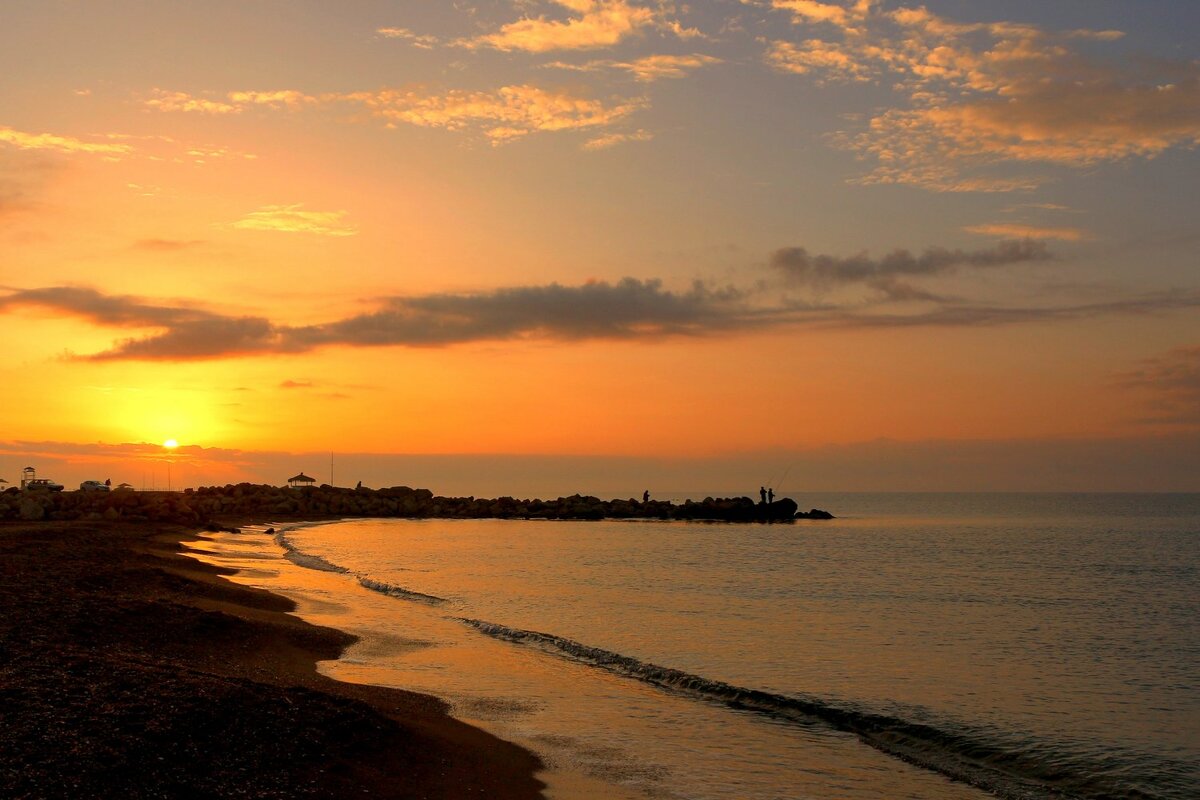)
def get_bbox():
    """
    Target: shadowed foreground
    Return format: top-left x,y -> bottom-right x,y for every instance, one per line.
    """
0,520 -> 544,799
